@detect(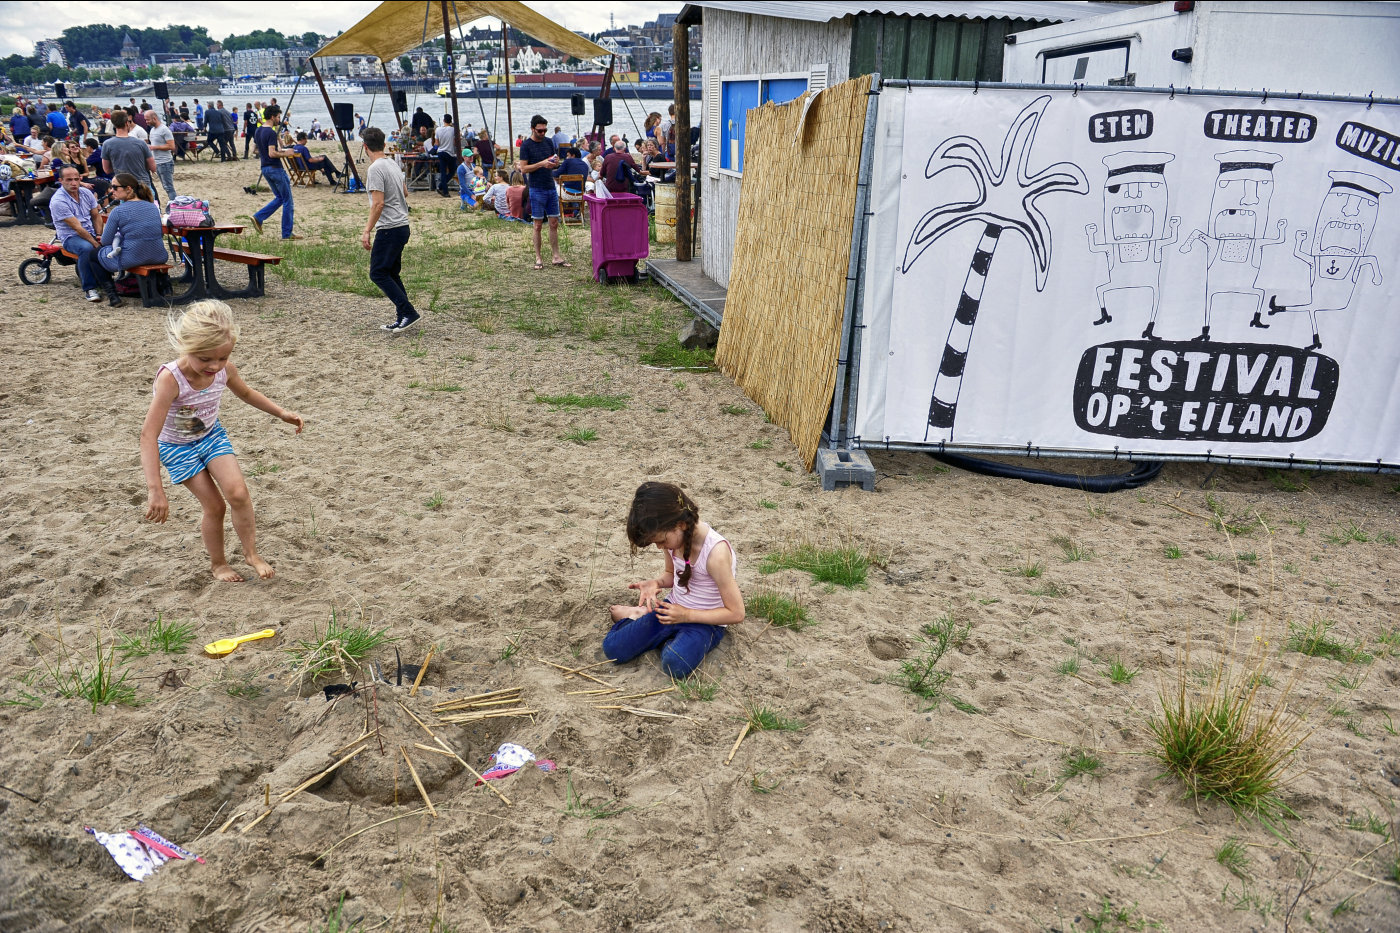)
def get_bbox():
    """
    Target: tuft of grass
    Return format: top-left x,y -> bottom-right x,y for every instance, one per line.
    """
720,403 -> 749,416
423,492 -> 446,511
1028,581 -> 1070,598
675,673 -> 720,702
748,592 -> 813,631
498,633 -> 523,663
316,894 -> 361,933
1056,653 -> 1081,677
561,427 -> 599,444
533,392 -> 628,411
36,625 -> 138,713
895,614 -> 969,709
921,613 -> 969,658
1105,657 -> 1141,685
1082,896 -> 1160,932
1323,521 -> 1370,545
759,499 -> 778,510
226,676 -> 266,700
747,439 -> 772,450
1228,610 -> 1246,624
1284,619 -> 1372,664
1059,750 -> 1103,783
1215,837 -> 1252,880
743,704 -> 804,732
1148,659 -> 1307,827
760,543 -> 871,588
1344,810 -> 1390,839
1163,545 -> 1183,559
1205,494 -> 1261,536
287,609 -> 395,683
1052,535 -> 1094,562
118,613 -> 195,658
562,772 -> 631,820
749,770 -> 782,794
1015,560 -> 1045,578
638,336 -> 716,370
1265,469 -> 1308,492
